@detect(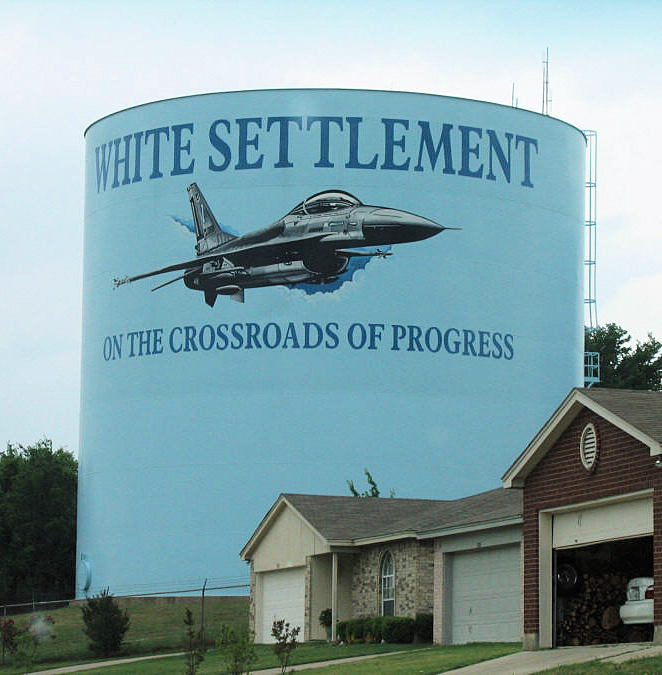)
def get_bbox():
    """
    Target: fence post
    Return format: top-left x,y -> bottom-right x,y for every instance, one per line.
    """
200,578 -> 207,649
